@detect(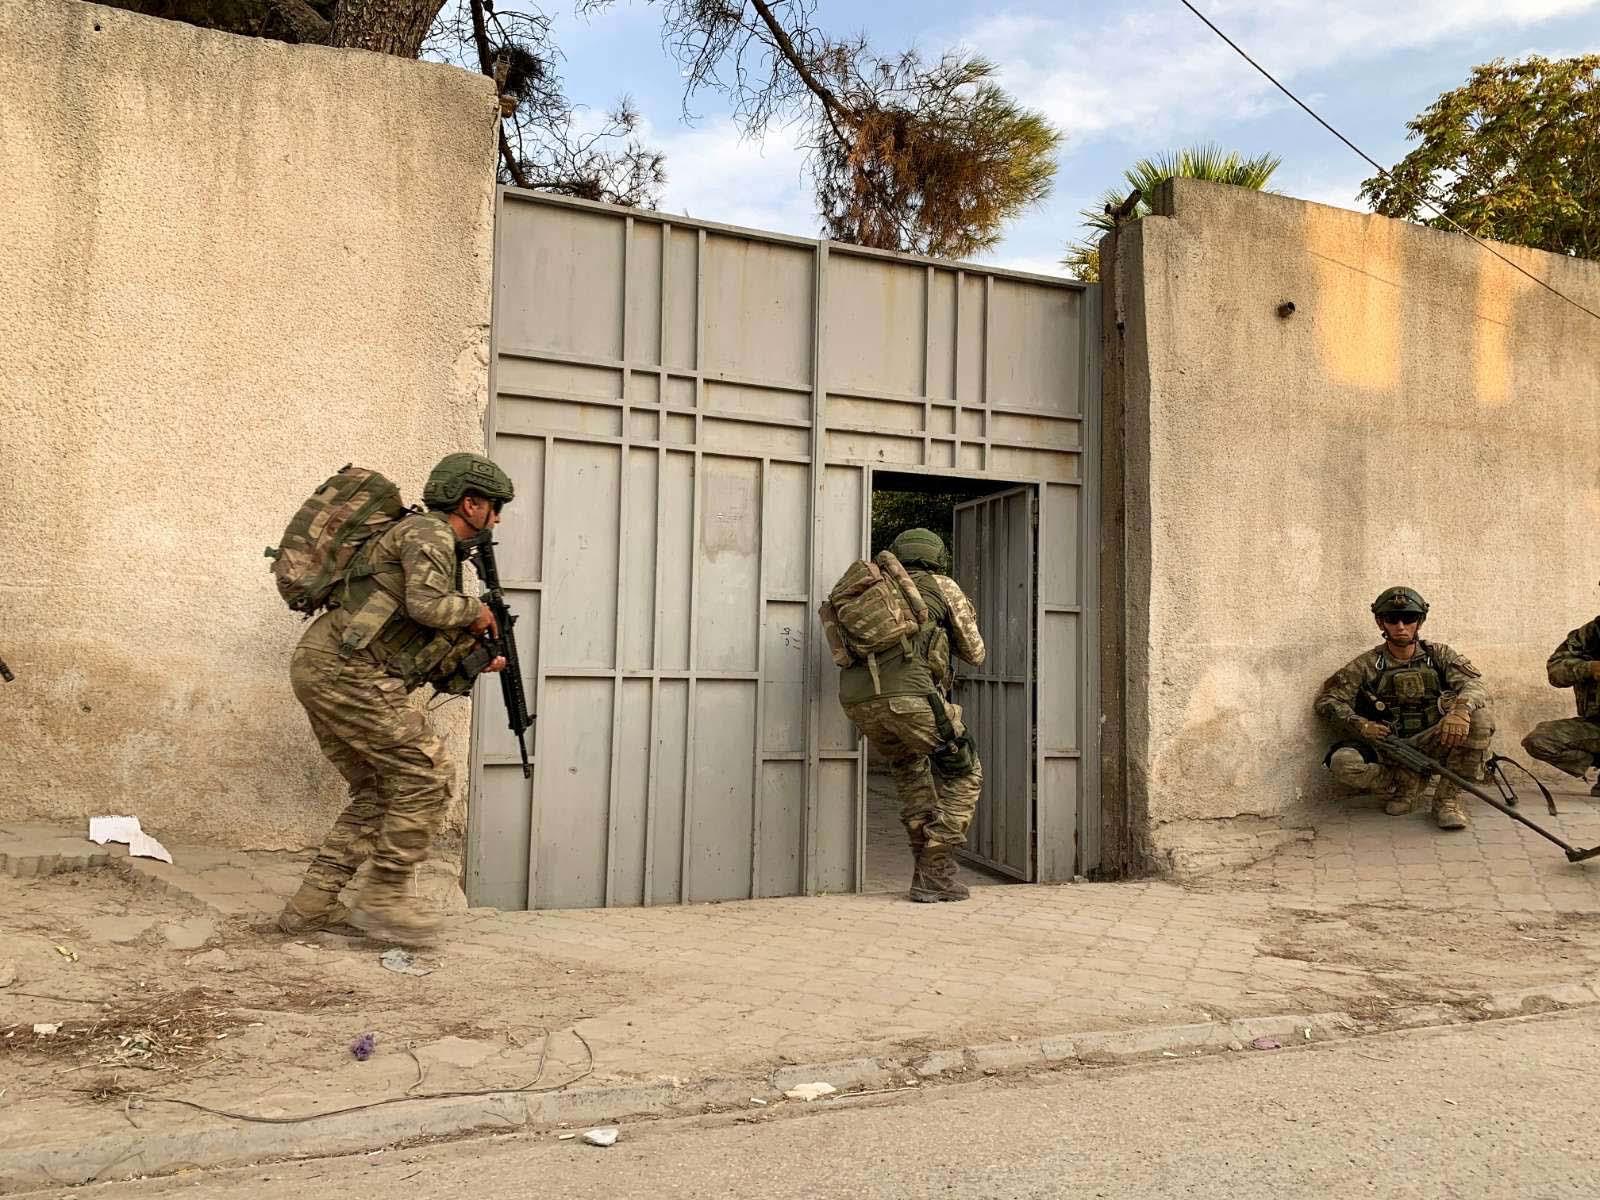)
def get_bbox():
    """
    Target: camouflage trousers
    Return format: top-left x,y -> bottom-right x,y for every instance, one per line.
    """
291,645 -> 454,895
1521,717 -> 1600,779
846,694 -> 982,849
1326,708 -> 1495,802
